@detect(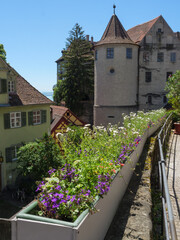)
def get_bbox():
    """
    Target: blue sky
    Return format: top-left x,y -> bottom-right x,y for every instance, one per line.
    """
1,0 -> 180,92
